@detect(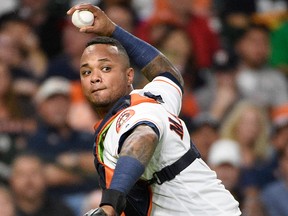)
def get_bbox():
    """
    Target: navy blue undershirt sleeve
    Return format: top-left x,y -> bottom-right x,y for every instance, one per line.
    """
109,121 -> 159,195
112,26 -> 159,69
109,156 -> 145,195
